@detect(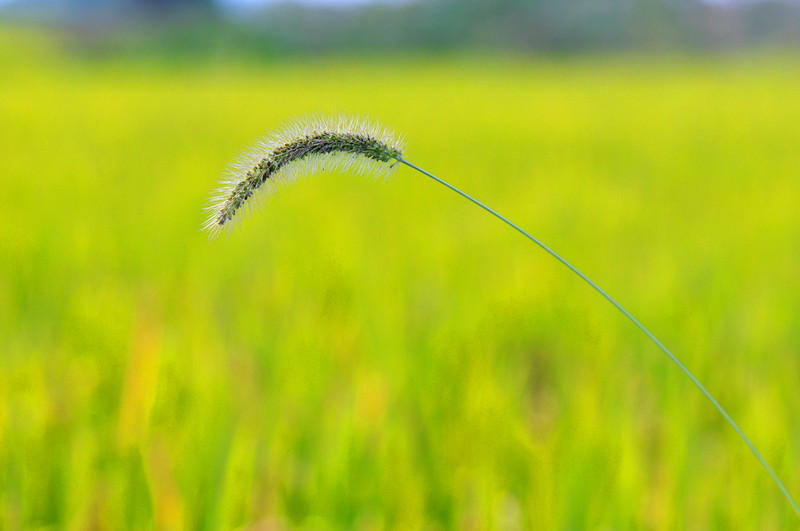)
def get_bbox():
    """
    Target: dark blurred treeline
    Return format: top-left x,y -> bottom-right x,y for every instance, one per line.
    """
256,0 -> 800,51
3,0 -> 800,54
